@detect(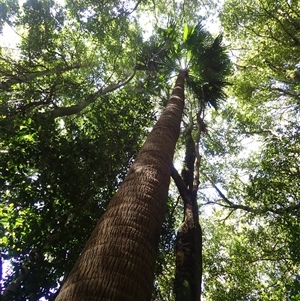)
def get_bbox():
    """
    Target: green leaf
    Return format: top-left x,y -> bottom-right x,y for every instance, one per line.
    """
1,236 -> 8,246
183,23 -> 190,42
